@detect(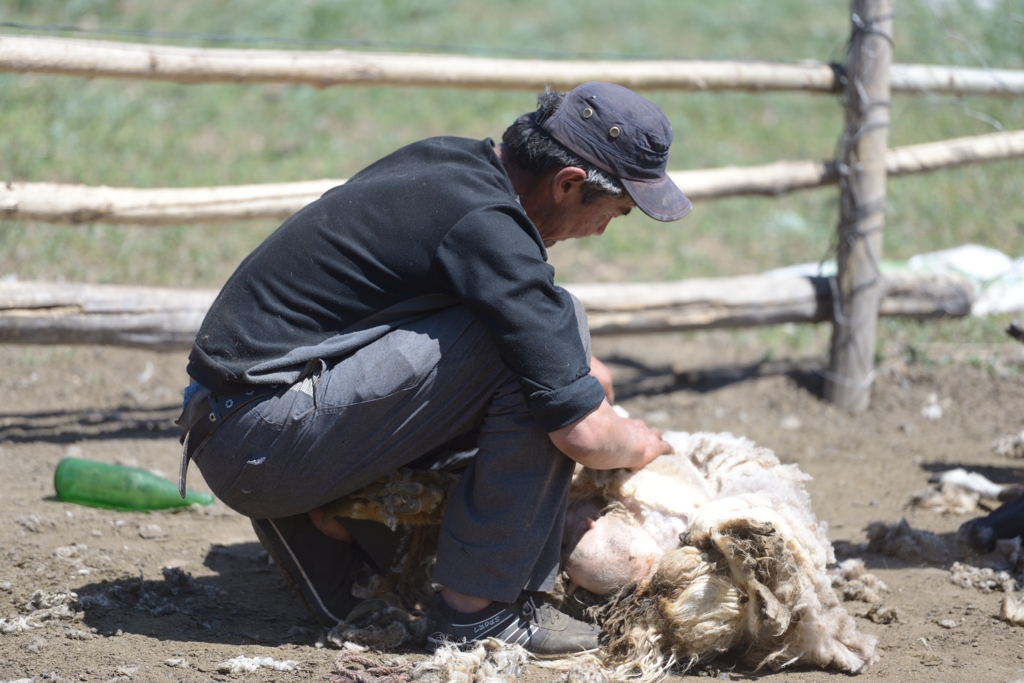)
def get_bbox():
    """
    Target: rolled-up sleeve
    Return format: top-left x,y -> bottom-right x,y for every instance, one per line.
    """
433,206 -> 606,431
